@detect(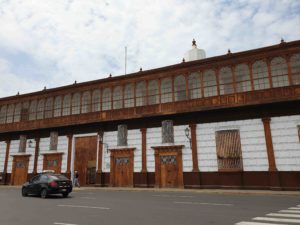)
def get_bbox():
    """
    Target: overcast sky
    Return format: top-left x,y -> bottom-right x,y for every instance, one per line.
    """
0,0 -> 299,98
